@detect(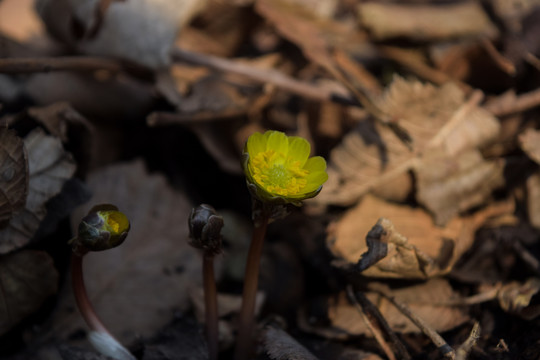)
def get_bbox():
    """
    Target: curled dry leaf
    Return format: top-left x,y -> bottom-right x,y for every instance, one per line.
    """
497,278 -> 540,320
263,325 -> 320,360
0,129 -> 28,228
0,128 -> 76,254
327,195 -> 514,279
318,76 -> 501,215
0,250 -> 59,336
519,128 -> 540,165
328,279 -> 469,336
48,160 -> 199,346
357,2 -> 498,41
